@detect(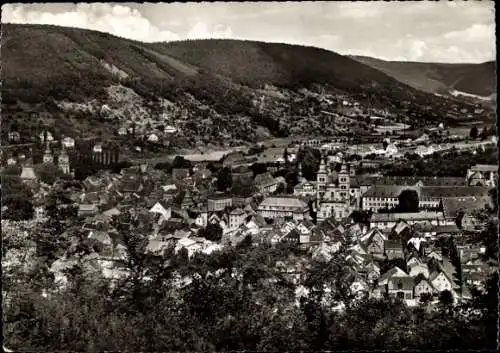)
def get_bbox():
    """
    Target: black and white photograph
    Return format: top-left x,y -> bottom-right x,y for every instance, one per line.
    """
1,1 -> 498,351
